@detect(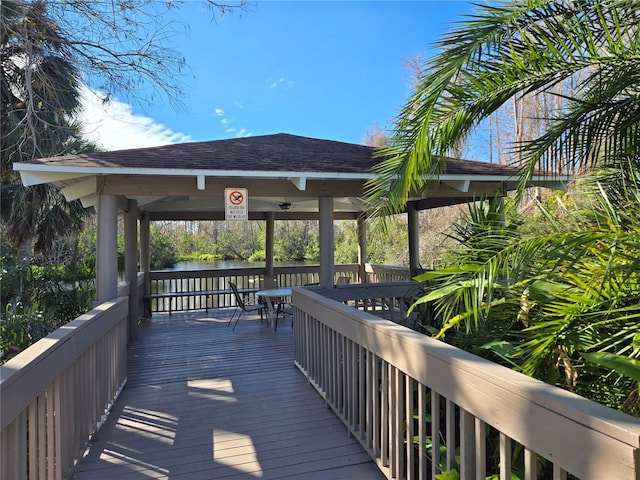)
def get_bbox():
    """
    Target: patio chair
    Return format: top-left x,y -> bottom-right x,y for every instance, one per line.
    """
228,282 -> 265,331
274,301 -> 293,331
